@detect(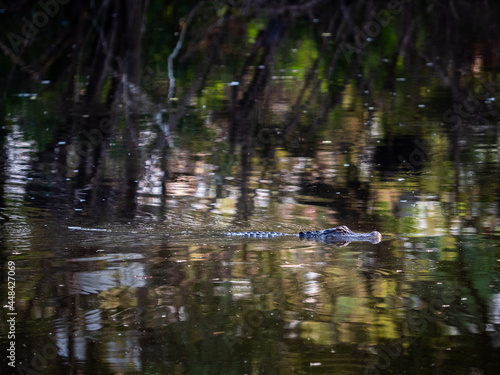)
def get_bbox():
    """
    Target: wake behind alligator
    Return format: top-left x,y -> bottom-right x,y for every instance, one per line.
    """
225,225 -> 382,246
